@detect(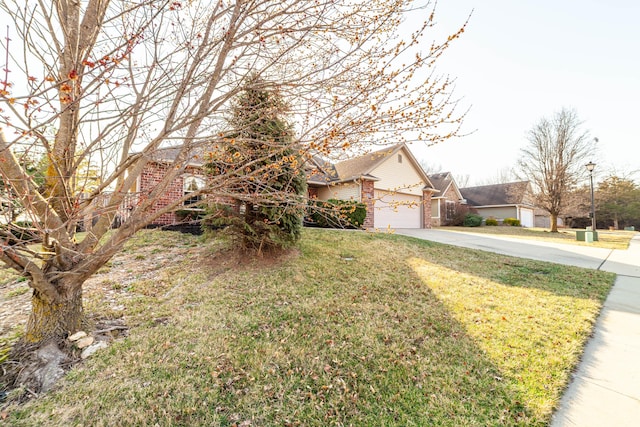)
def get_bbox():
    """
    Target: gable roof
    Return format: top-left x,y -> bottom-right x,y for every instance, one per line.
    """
460,181 -> 532,207
308,144 -> 436,190
306,154 -> 340,184
140,144 -> 210,167
428,172 -> 463,200
333,145 -> 403,182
